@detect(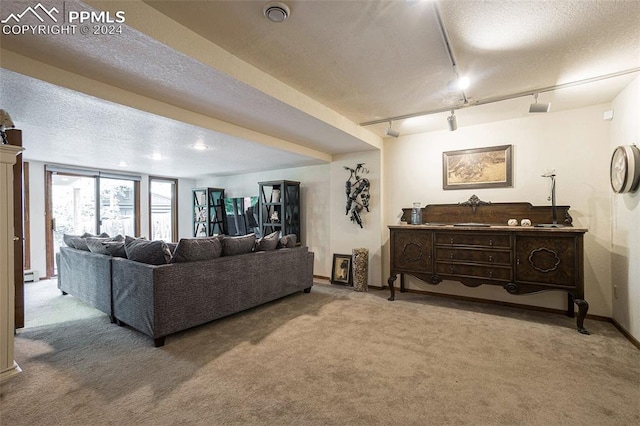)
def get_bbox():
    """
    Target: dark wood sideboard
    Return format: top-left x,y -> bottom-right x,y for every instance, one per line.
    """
388,197 -> 589,334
